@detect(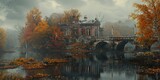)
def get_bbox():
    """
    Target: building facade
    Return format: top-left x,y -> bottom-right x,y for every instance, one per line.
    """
59,18 -> 102,43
